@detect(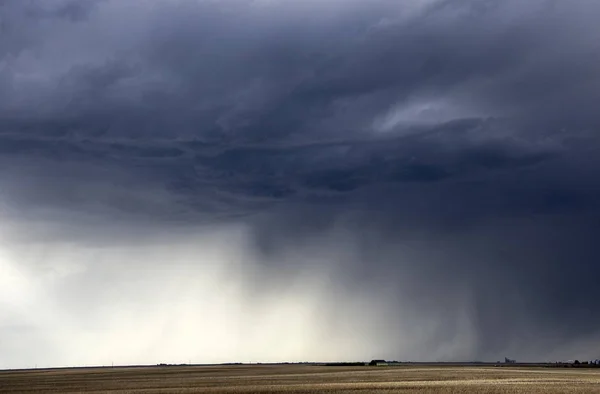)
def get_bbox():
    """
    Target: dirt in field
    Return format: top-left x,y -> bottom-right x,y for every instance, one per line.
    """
1,364 -> 600,393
